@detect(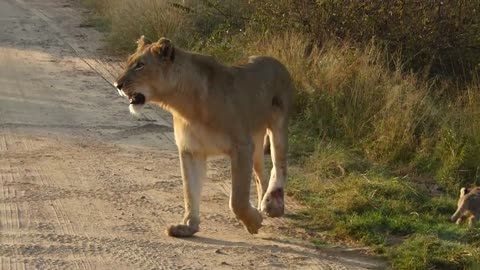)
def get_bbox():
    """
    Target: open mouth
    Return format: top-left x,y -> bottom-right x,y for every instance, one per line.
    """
129,93 -> 146,105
